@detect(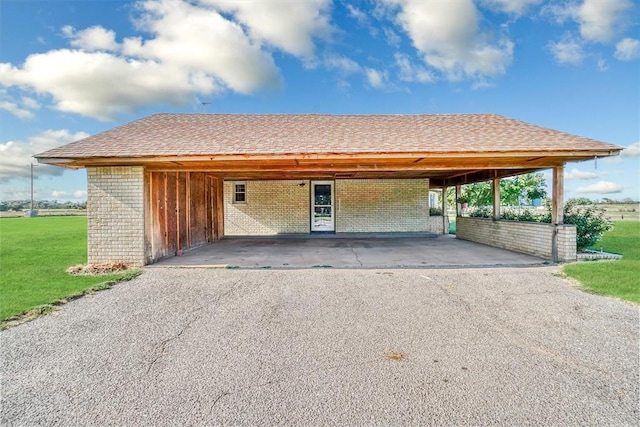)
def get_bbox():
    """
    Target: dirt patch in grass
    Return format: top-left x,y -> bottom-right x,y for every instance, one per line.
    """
66,262 -> 129,276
